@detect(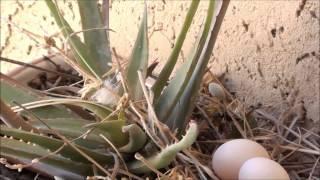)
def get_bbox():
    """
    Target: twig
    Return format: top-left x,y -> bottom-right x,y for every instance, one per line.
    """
134,153 -> 169,179
110,169 -> 144,180
102,0 -> 110,42
99,134 -> 130,180
308,157 -> 320,180
64,27 -> 115,54
226,110 -> 247,138
256,110 -> 319,151
44,86 -> 80,94
279,145 -> 320,155
0,100 -> 37,132
137,71 -> 169,145
129,101 -> 164,148
0,57 -> 79,79
195,104 -> 222,139
284,115 -> 300,139
0,143 -> 66,171
180,151 -> 219,180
